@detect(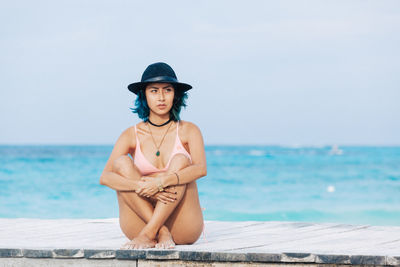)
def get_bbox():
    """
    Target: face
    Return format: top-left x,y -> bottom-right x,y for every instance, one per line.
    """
145,83 -> 175,115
